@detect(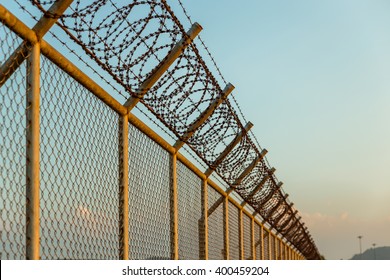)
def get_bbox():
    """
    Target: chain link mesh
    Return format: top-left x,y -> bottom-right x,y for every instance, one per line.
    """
254,222 -> 262,260
270,234 -> 276,260
39,56 -> 120,259
280,241 -> 285,259
263,229 -> 270,260
127,124 -> 171,260
24,2 -> 302,245
228,202 -> 239,260
177,160 -> 202,260
0,23 -> 29,260
243,213 -> 252,260
207,186 -> 224,260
